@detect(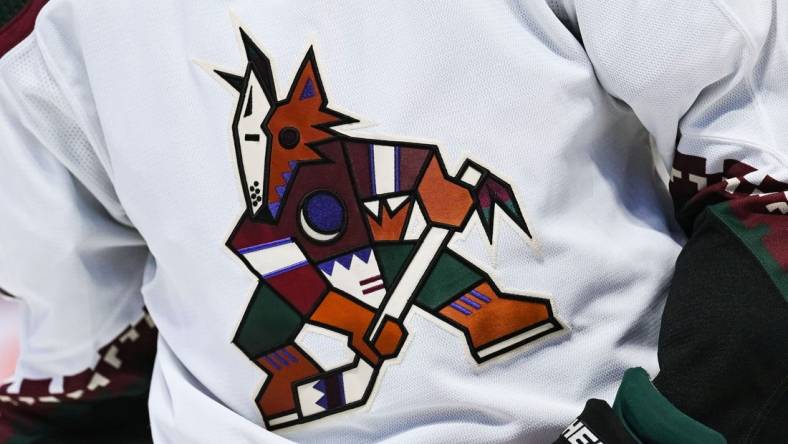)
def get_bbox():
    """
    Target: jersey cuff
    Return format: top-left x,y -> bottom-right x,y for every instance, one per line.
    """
613,367 -> 725,444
